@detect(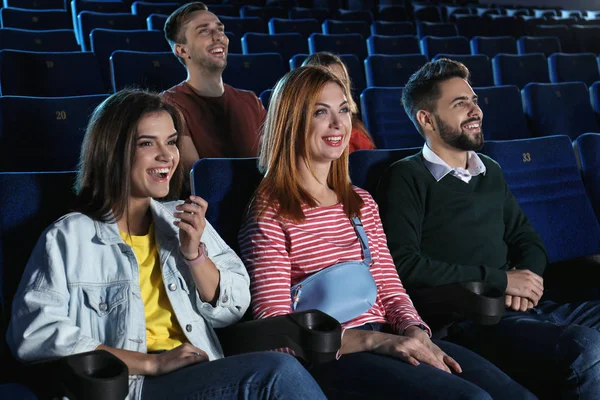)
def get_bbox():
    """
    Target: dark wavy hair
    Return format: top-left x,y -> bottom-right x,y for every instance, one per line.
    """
75,89 -> 184,222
